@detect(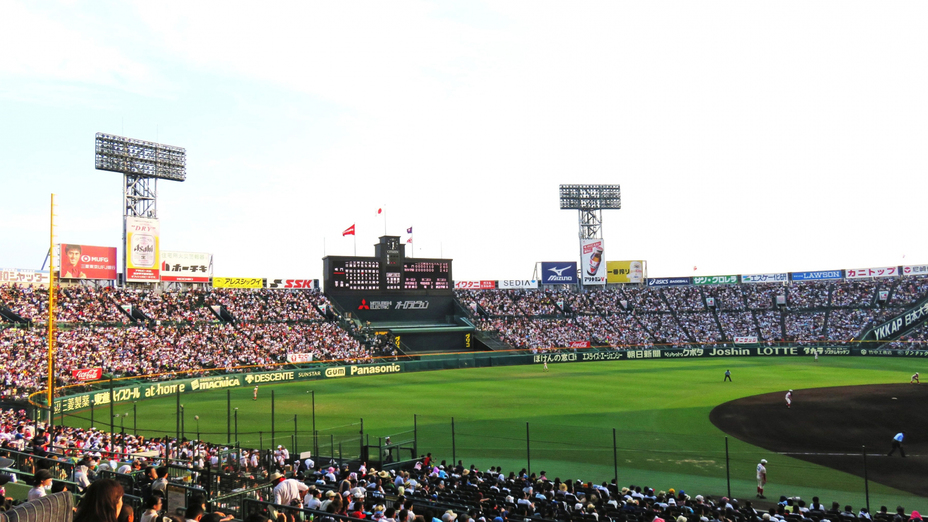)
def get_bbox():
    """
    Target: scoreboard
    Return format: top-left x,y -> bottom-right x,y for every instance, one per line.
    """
324,236 -> 452,294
